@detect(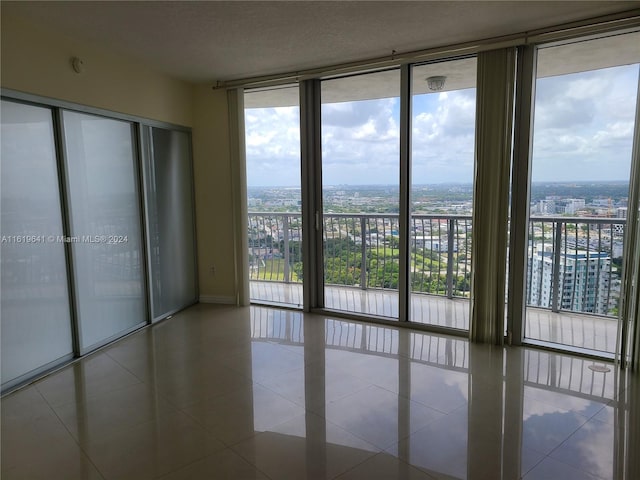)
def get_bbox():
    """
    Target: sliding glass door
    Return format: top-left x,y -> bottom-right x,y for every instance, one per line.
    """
524,31 -> 640,354
1,100 -> 74,390
321,69 -> 401,319
409,57 -> 477,330
1,94 -> 198,391
244,85 -> 302,307
61,111 -> 147,352
142,126 -> 197,321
